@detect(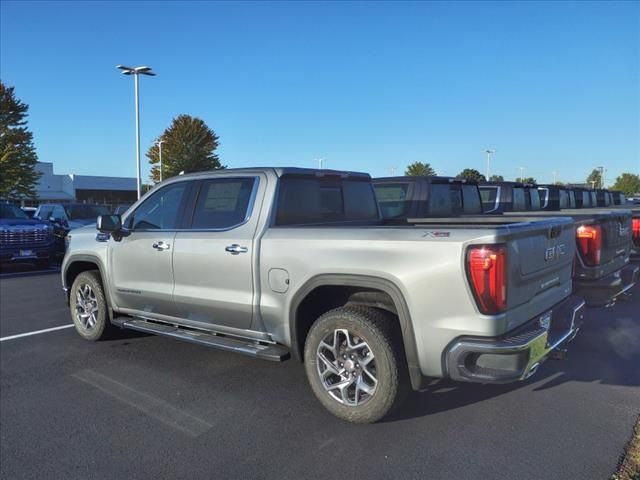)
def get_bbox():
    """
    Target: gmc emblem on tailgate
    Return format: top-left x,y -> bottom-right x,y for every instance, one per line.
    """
545,244 -> 566,261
